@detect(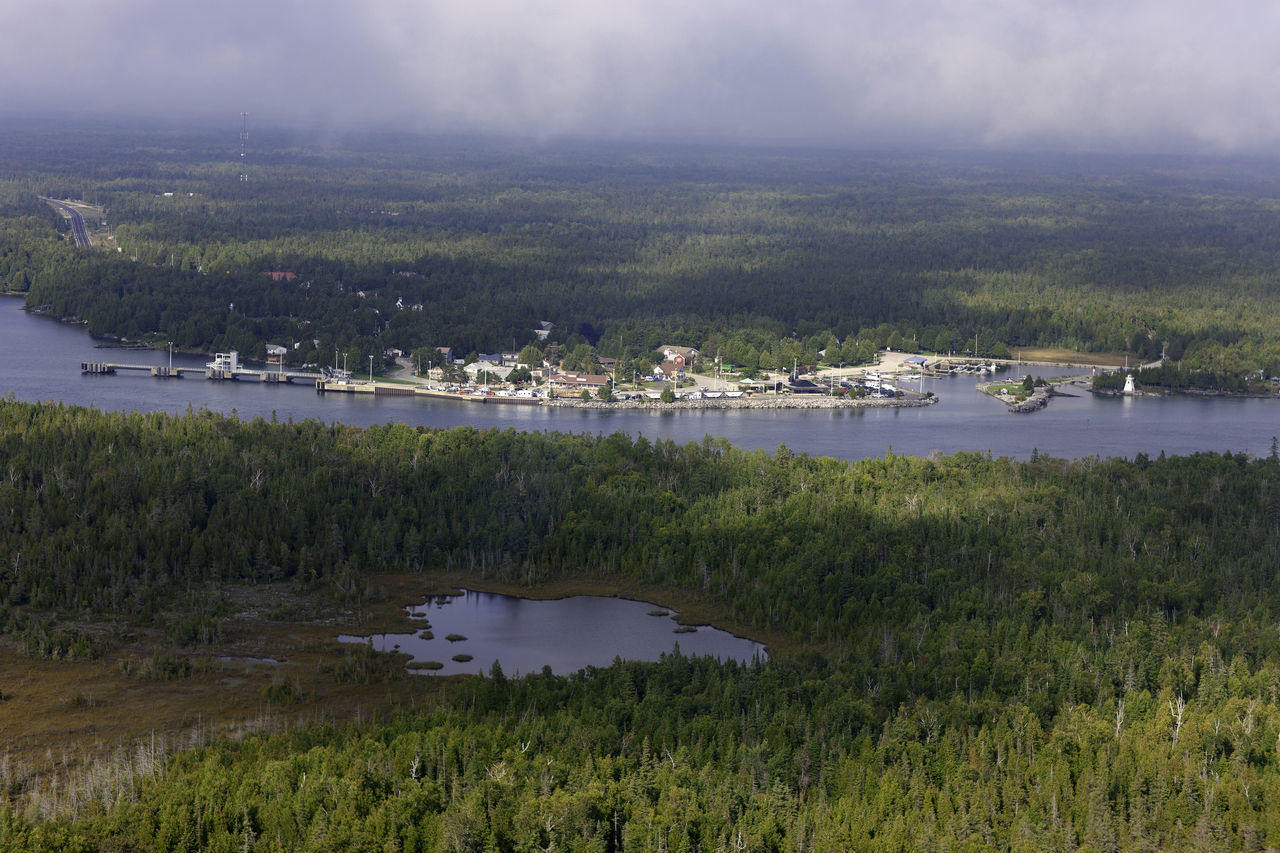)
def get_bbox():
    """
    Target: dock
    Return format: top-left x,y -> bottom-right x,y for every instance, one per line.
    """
81,361 -> 321,383
83,349 -> 544,405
